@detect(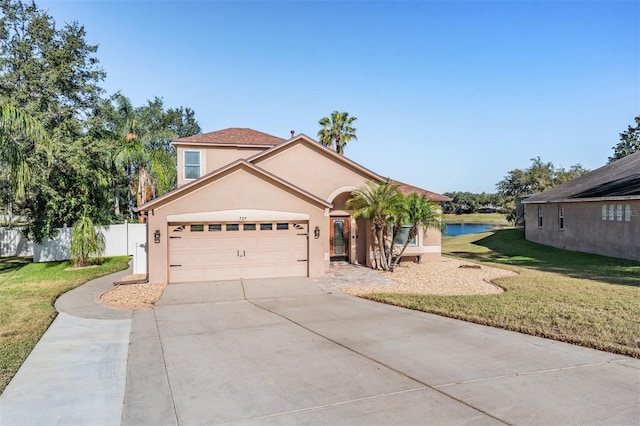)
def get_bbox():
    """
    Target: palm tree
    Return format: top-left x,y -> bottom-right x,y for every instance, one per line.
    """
70,213 -> 105,267
390,193 -> 444,271
111,94 -> 178,221
347,180 -> 404,270
317,111 -> 357,155
0,104 -> 49,199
